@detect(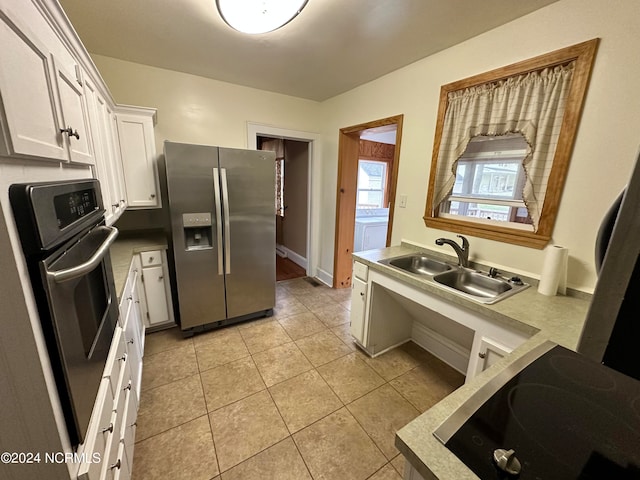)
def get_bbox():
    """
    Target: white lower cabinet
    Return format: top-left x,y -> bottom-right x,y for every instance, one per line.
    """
139,250 -> 175,330
350,277 -> 368,344
468,336 -> 513,377
352,266 -> 530,379
77,254 -> 148,480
